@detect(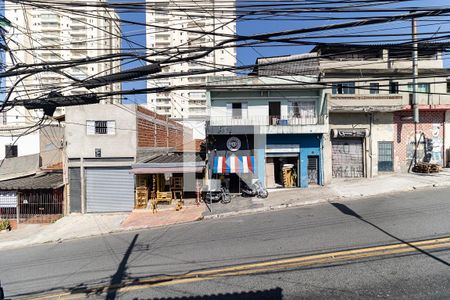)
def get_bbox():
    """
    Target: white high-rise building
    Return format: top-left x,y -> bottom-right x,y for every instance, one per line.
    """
1,0 -> 121,159
146,0 -> 237,120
